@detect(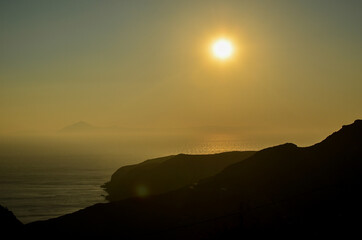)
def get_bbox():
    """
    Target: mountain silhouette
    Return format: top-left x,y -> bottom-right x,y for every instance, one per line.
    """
0,205 -> 23,236
23,120 -> 362,238
59,121 -> 97,133
103,151 -> 255,201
